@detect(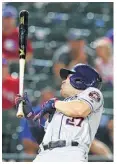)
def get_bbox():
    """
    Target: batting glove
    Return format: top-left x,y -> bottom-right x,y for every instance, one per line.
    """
36,98 -> 58,119
15,92 -> 39,120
